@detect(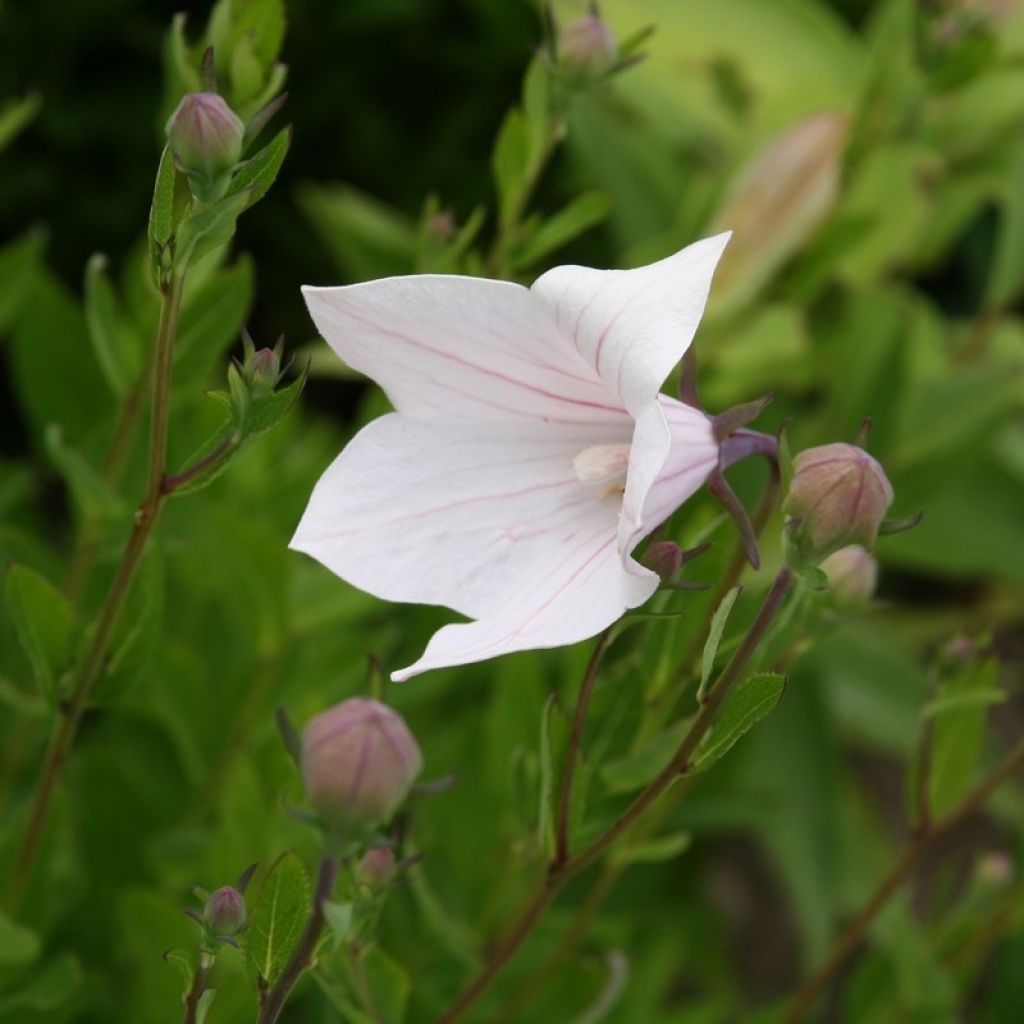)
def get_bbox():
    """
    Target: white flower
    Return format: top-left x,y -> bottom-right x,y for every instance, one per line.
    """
292,234 -> 730,680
